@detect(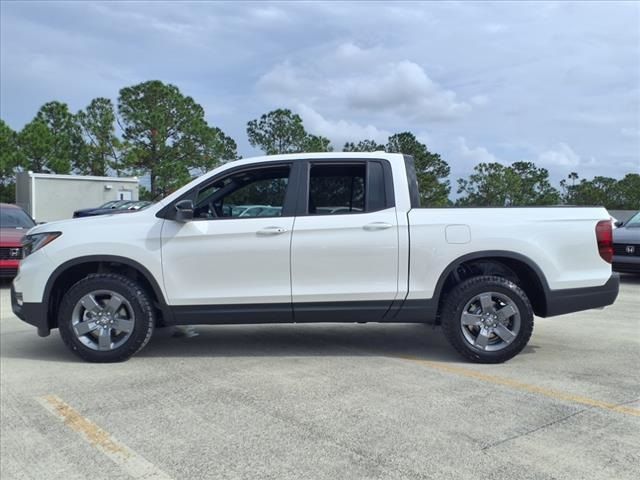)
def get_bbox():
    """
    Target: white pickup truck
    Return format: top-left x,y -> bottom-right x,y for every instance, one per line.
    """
11,152 -> 619,363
